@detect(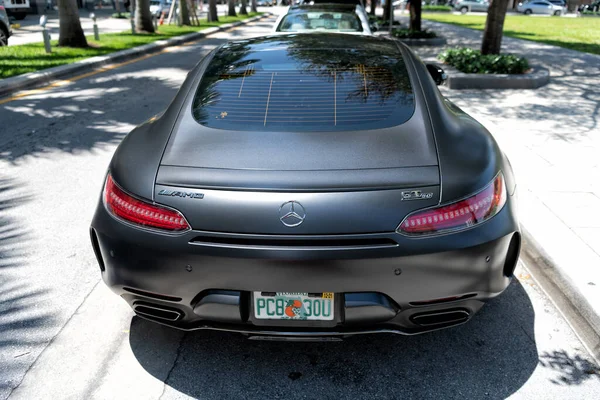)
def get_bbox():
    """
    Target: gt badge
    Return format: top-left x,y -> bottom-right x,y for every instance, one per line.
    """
401,190 -> 434,201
